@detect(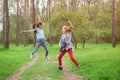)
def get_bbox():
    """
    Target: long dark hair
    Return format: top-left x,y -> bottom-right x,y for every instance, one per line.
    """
32,23 -> 37,33
37,22 -> 43,27
32,23 -> 37,45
